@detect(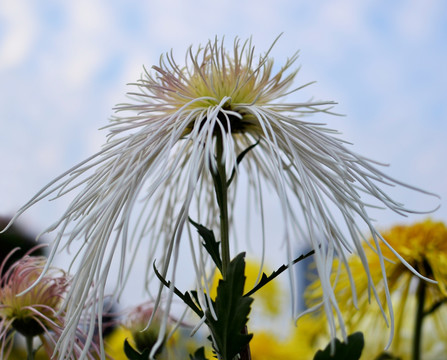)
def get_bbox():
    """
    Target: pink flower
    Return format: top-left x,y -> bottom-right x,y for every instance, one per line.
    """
0,248 -> 103,359
0,247 -> 68,357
